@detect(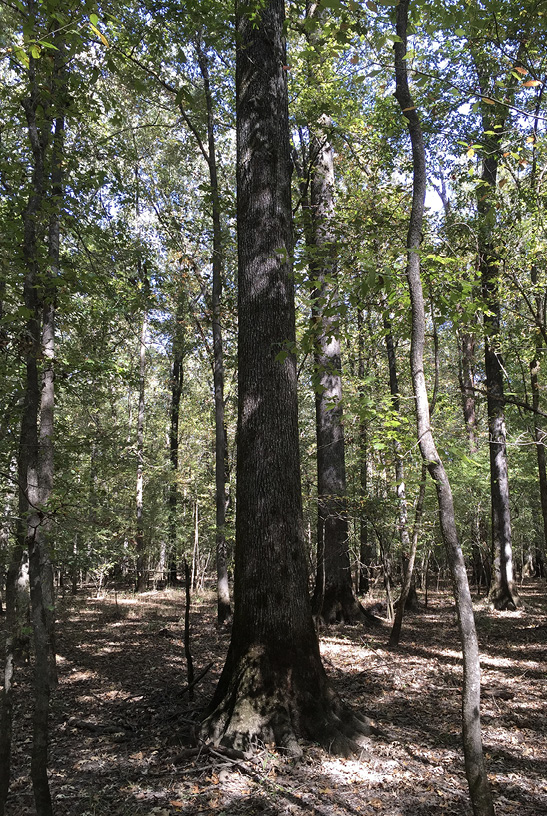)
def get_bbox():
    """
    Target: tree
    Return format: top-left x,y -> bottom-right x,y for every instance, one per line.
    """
473,55 -> 521,611
201,0 -> 373,756
306,118 -> 360,624
393,2 -> 493,813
